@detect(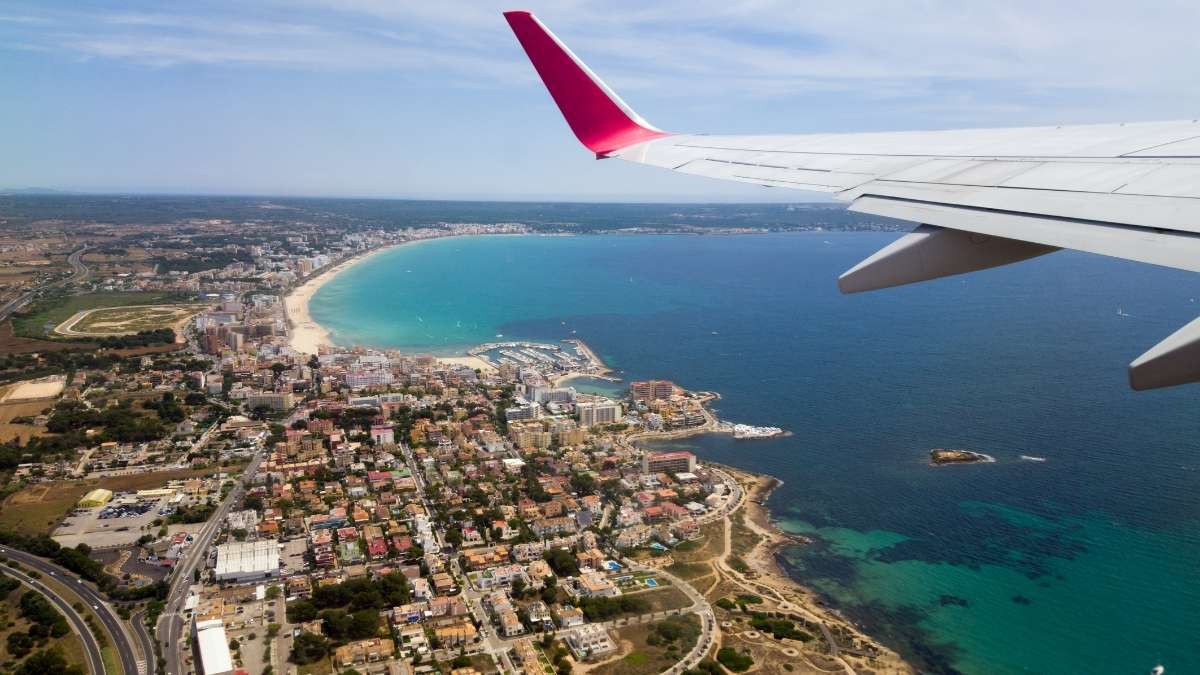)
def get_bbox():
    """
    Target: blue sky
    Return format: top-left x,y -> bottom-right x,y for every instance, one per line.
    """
2,1 -> 1199,201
